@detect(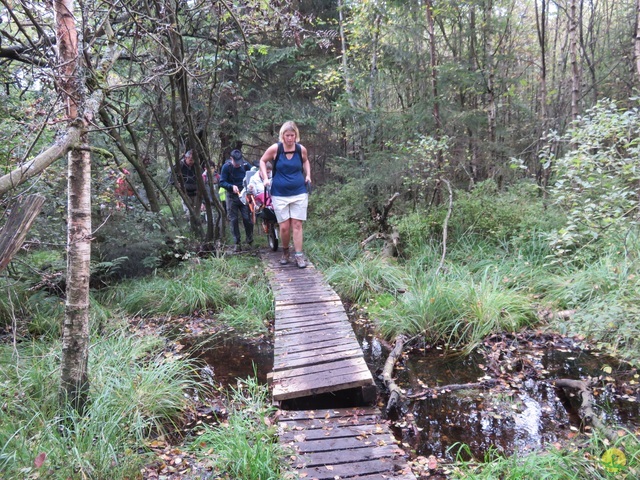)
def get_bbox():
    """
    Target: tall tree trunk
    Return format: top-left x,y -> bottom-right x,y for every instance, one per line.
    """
569,0 -> 581,121
425,0 -> 442,133
535,0 -> 548,122
55,0 -> 91,412
635,0 -> 640,81
483,0 -> 497,145
338,0 -> 355,110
